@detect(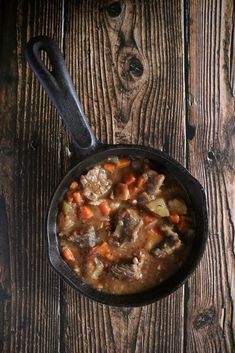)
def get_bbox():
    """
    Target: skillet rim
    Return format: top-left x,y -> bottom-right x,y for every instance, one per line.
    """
46,144 -> 208,307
